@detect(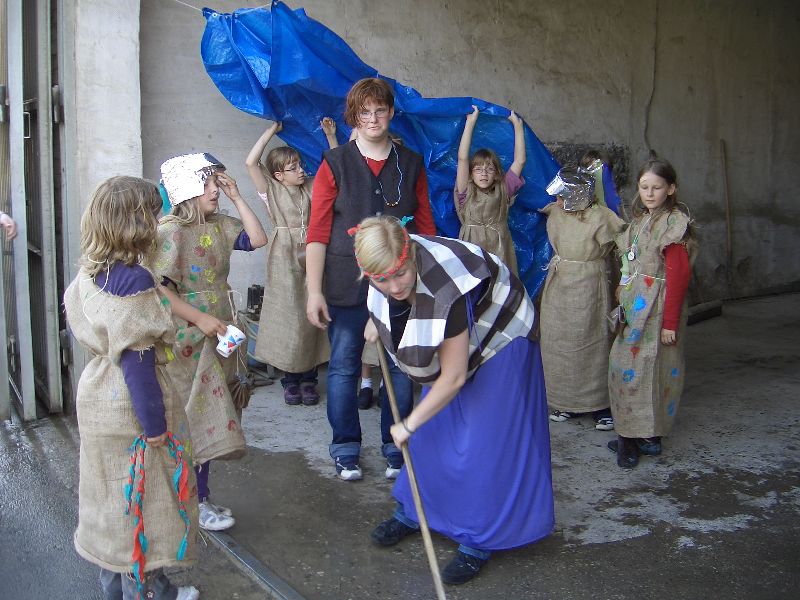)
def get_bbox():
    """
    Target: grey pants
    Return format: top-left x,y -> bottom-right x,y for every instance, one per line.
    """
99,568 -> 178,600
